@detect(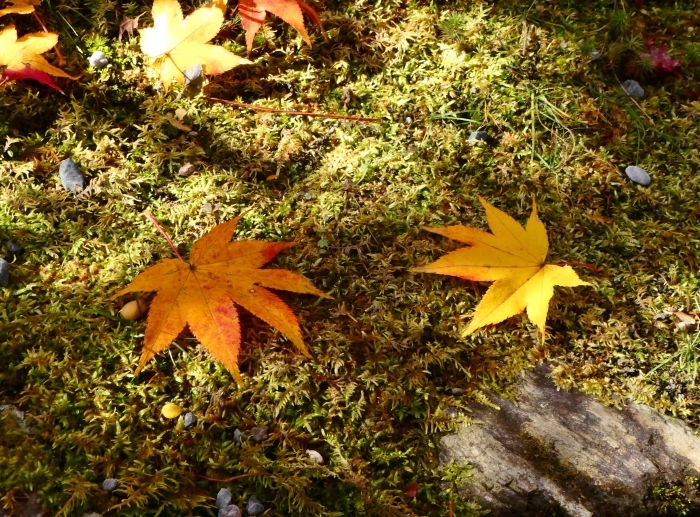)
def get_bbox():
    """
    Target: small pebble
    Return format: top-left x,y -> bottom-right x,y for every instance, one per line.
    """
246,497 -> 265,516
0,258 -> 8,287
589,51 -> 601,61
624,165 -> 651,186
101,478 -> 118,492
218,505 -> 242,517
7,242 -> 22,255
468,131 -> 490,143
184,412 -> 197,428
178,163 -> 196,177
88,51 -> 109,69
183,63 -> 203,90
622,79 -> 644,99
216,488 -> 232,509
233,428 -> 242,445
251,426 -> 268,442
451,388 -> 464,396
59,158 -> 84,192
306,449 -> 324,464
